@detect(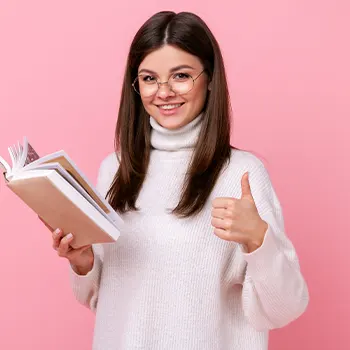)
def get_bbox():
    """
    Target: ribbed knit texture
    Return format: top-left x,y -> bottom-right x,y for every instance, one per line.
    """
70,114 -> 309,350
